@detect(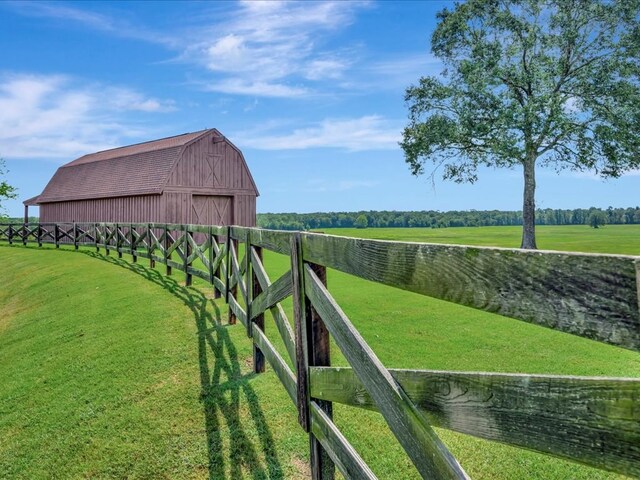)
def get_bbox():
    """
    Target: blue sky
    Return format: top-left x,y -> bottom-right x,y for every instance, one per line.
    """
0,0 -> 637,218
